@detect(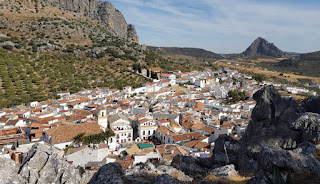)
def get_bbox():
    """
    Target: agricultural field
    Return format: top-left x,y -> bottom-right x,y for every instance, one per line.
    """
0,49 -> 151,108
